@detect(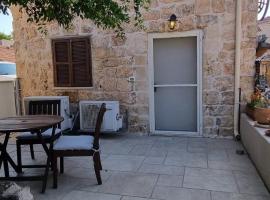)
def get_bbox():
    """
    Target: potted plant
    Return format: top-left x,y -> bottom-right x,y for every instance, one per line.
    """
246,88 -> 270,124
